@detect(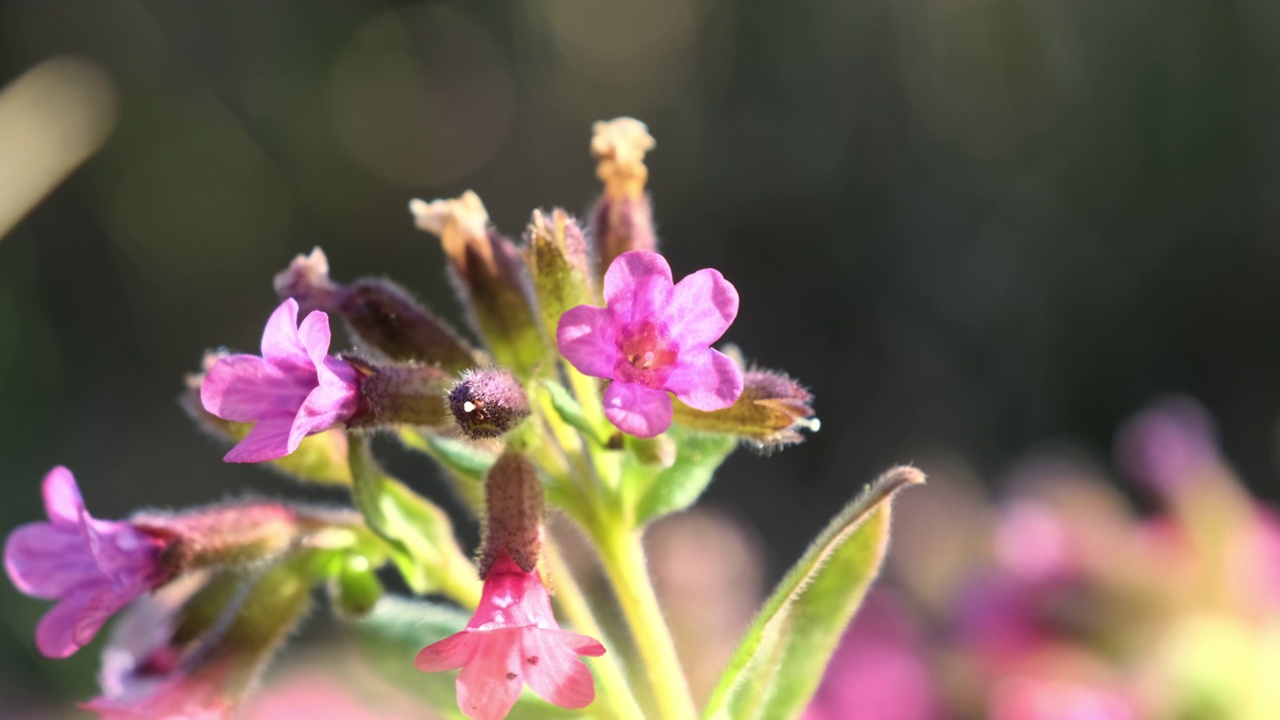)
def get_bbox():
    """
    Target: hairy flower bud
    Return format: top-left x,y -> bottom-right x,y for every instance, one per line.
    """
672,367 -> 819,453
410,192 -> 547,377
480,453 -> 545,577
448,368 -> 531,440
134,503 -> 307,572
275,248 -> 478,372
345,357 -> 453,429
590,117 -> 657,276
526,209 -> 594,339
